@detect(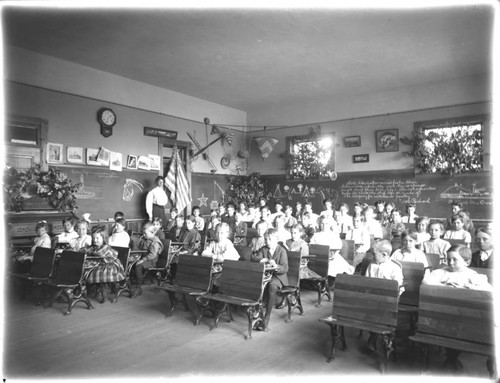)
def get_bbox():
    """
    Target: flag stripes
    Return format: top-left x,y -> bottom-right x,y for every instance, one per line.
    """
165,148 -> 191,212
